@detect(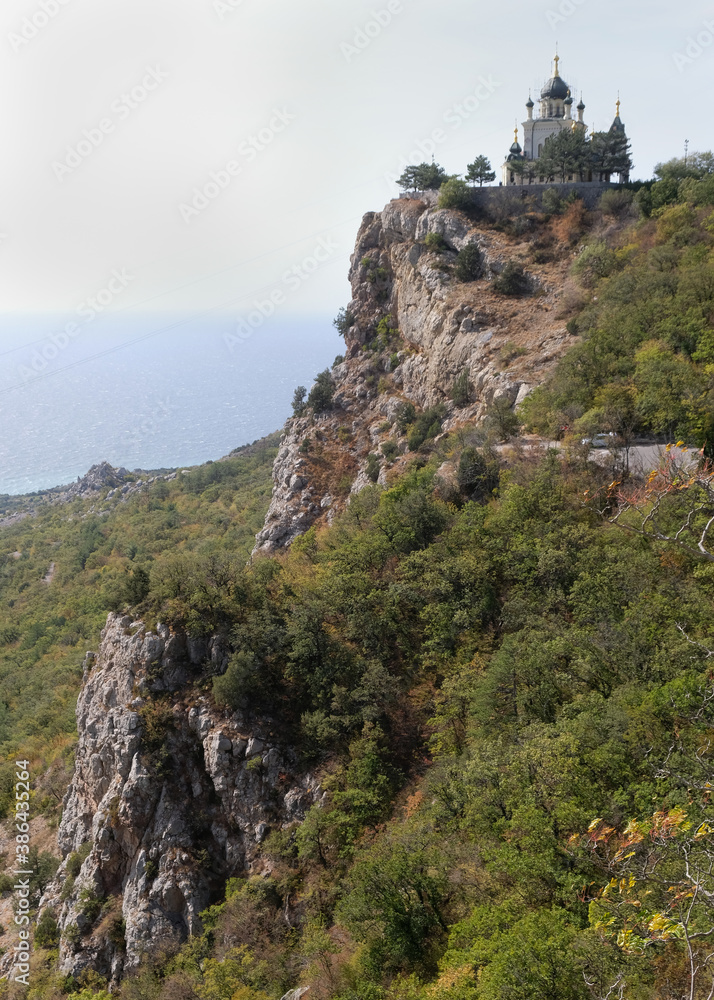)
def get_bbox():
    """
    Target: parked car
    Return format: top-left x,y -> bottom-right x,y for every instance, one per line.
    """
581,432 -> 616,448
